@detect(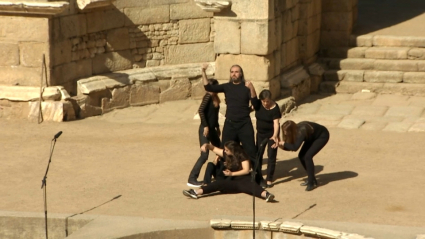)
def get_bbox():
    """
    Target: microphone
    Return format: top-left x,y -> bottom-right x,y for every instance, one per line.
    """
53,131 -> 63,140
